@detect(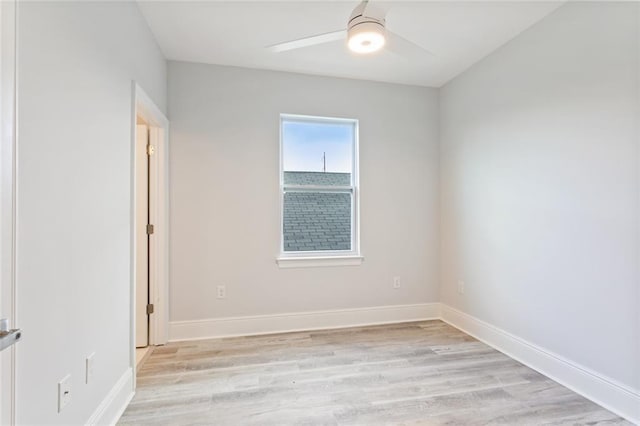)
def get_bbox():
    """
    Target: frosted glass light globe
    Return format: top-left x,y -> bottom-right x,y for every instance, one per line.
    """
348,21 -> 385,54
